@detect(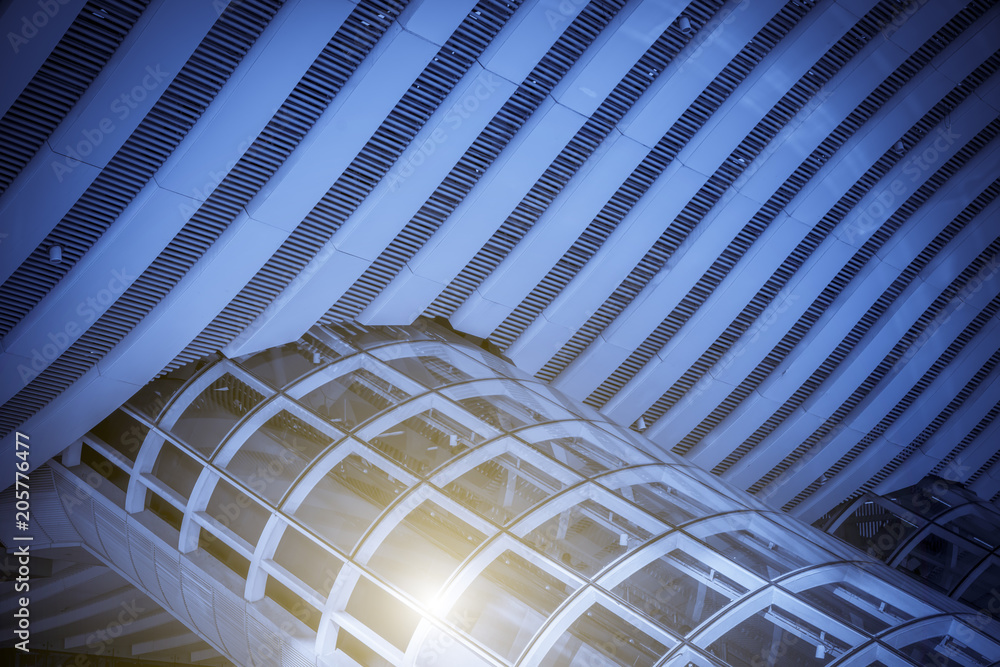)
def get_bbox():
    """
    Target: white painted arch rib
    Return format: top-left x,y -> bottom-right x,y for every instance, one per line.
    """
0,0 -> 226,285
504,0 -> 879,374
0,0 -> 89,118
0,0 -> 352,407
678,130 -> 1000,474
451,0 -> 788,338
629,79 -> 999,463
